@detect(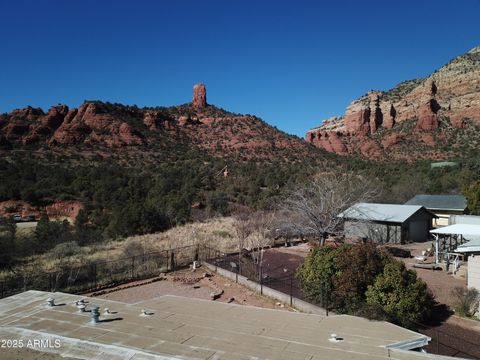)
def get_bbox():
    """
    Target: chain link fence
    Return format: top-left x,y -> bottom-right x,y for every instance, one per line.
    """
205,248 -> 480,359
2,244 -> 479,358
1,244 -> 218,299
